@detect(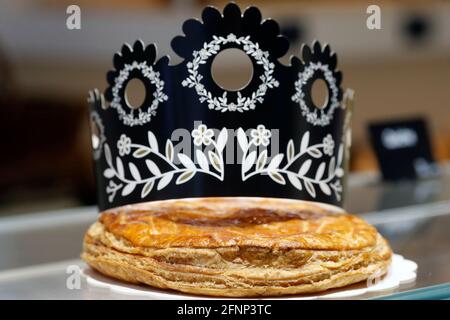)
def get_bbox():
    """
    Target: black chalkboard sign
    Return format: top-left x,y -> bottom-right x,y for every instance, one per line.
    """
369,118 -> 438,181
